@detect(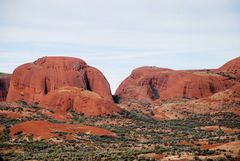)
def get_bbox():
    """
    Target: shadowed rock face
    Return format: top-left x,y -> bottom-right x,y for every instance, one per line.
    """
0,73 -> 10,101
7,56 -> 120,116
116,60 -> 238,104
